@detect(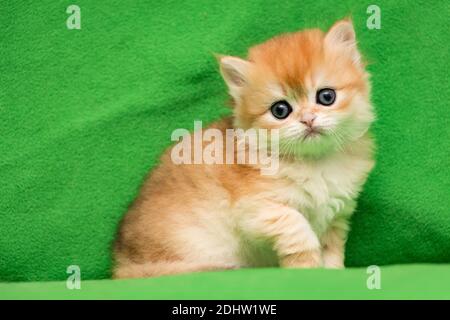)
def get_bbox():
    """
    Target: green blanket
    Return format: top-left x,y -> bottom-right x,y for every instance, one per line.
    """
1,265 -> 450,299
1,0 -> 449,282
